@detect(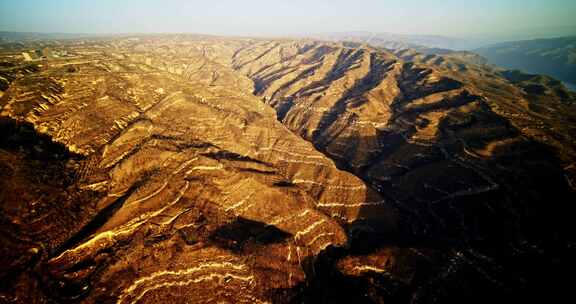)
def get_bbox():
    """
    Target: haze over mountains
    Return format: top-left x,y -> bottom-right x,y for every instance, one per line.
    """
1,0 -> 576,303
475,36 -> 576,90
298,30 -> 576,93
